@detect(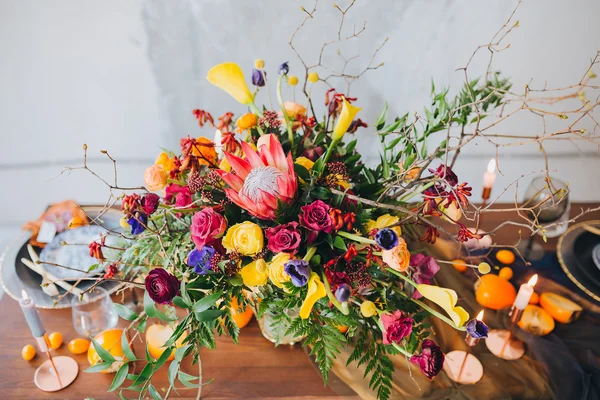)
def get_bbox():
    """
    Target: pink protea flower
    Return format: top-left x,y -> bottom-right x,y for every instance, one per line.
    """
217,134 -> 297,220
